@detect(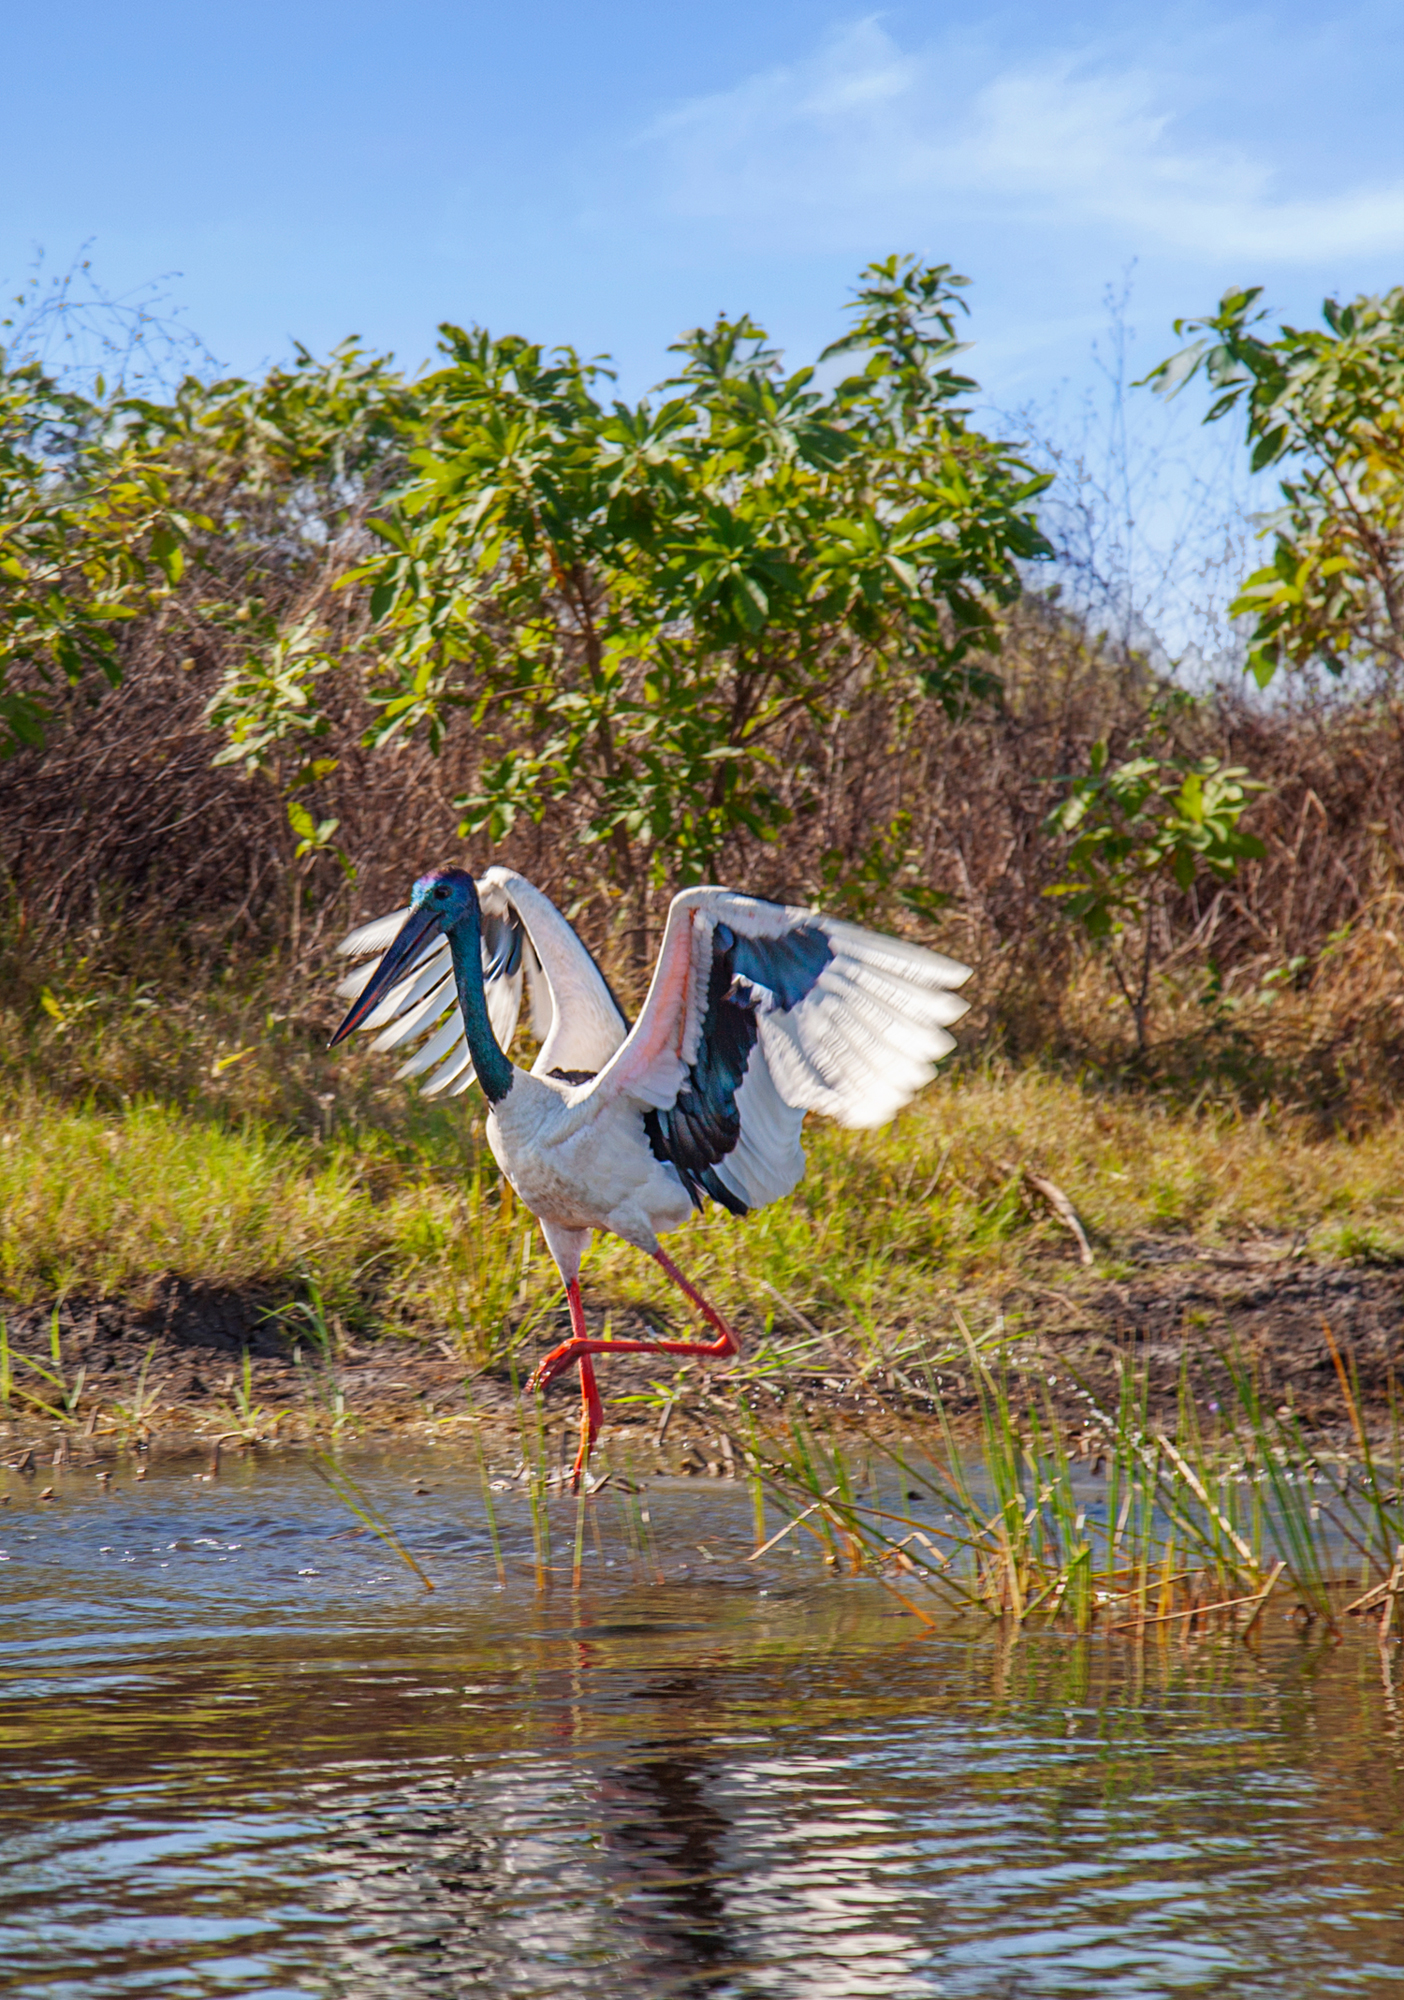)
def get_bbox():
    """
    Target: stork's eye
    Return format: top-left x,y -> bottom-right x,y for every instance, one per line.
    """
433,886 -> 448,900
